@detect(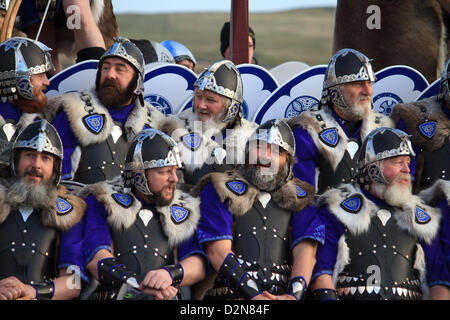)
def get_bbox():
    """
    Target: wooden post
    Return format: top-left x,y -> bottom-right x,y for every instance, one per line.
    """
230,0 -> 249,65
